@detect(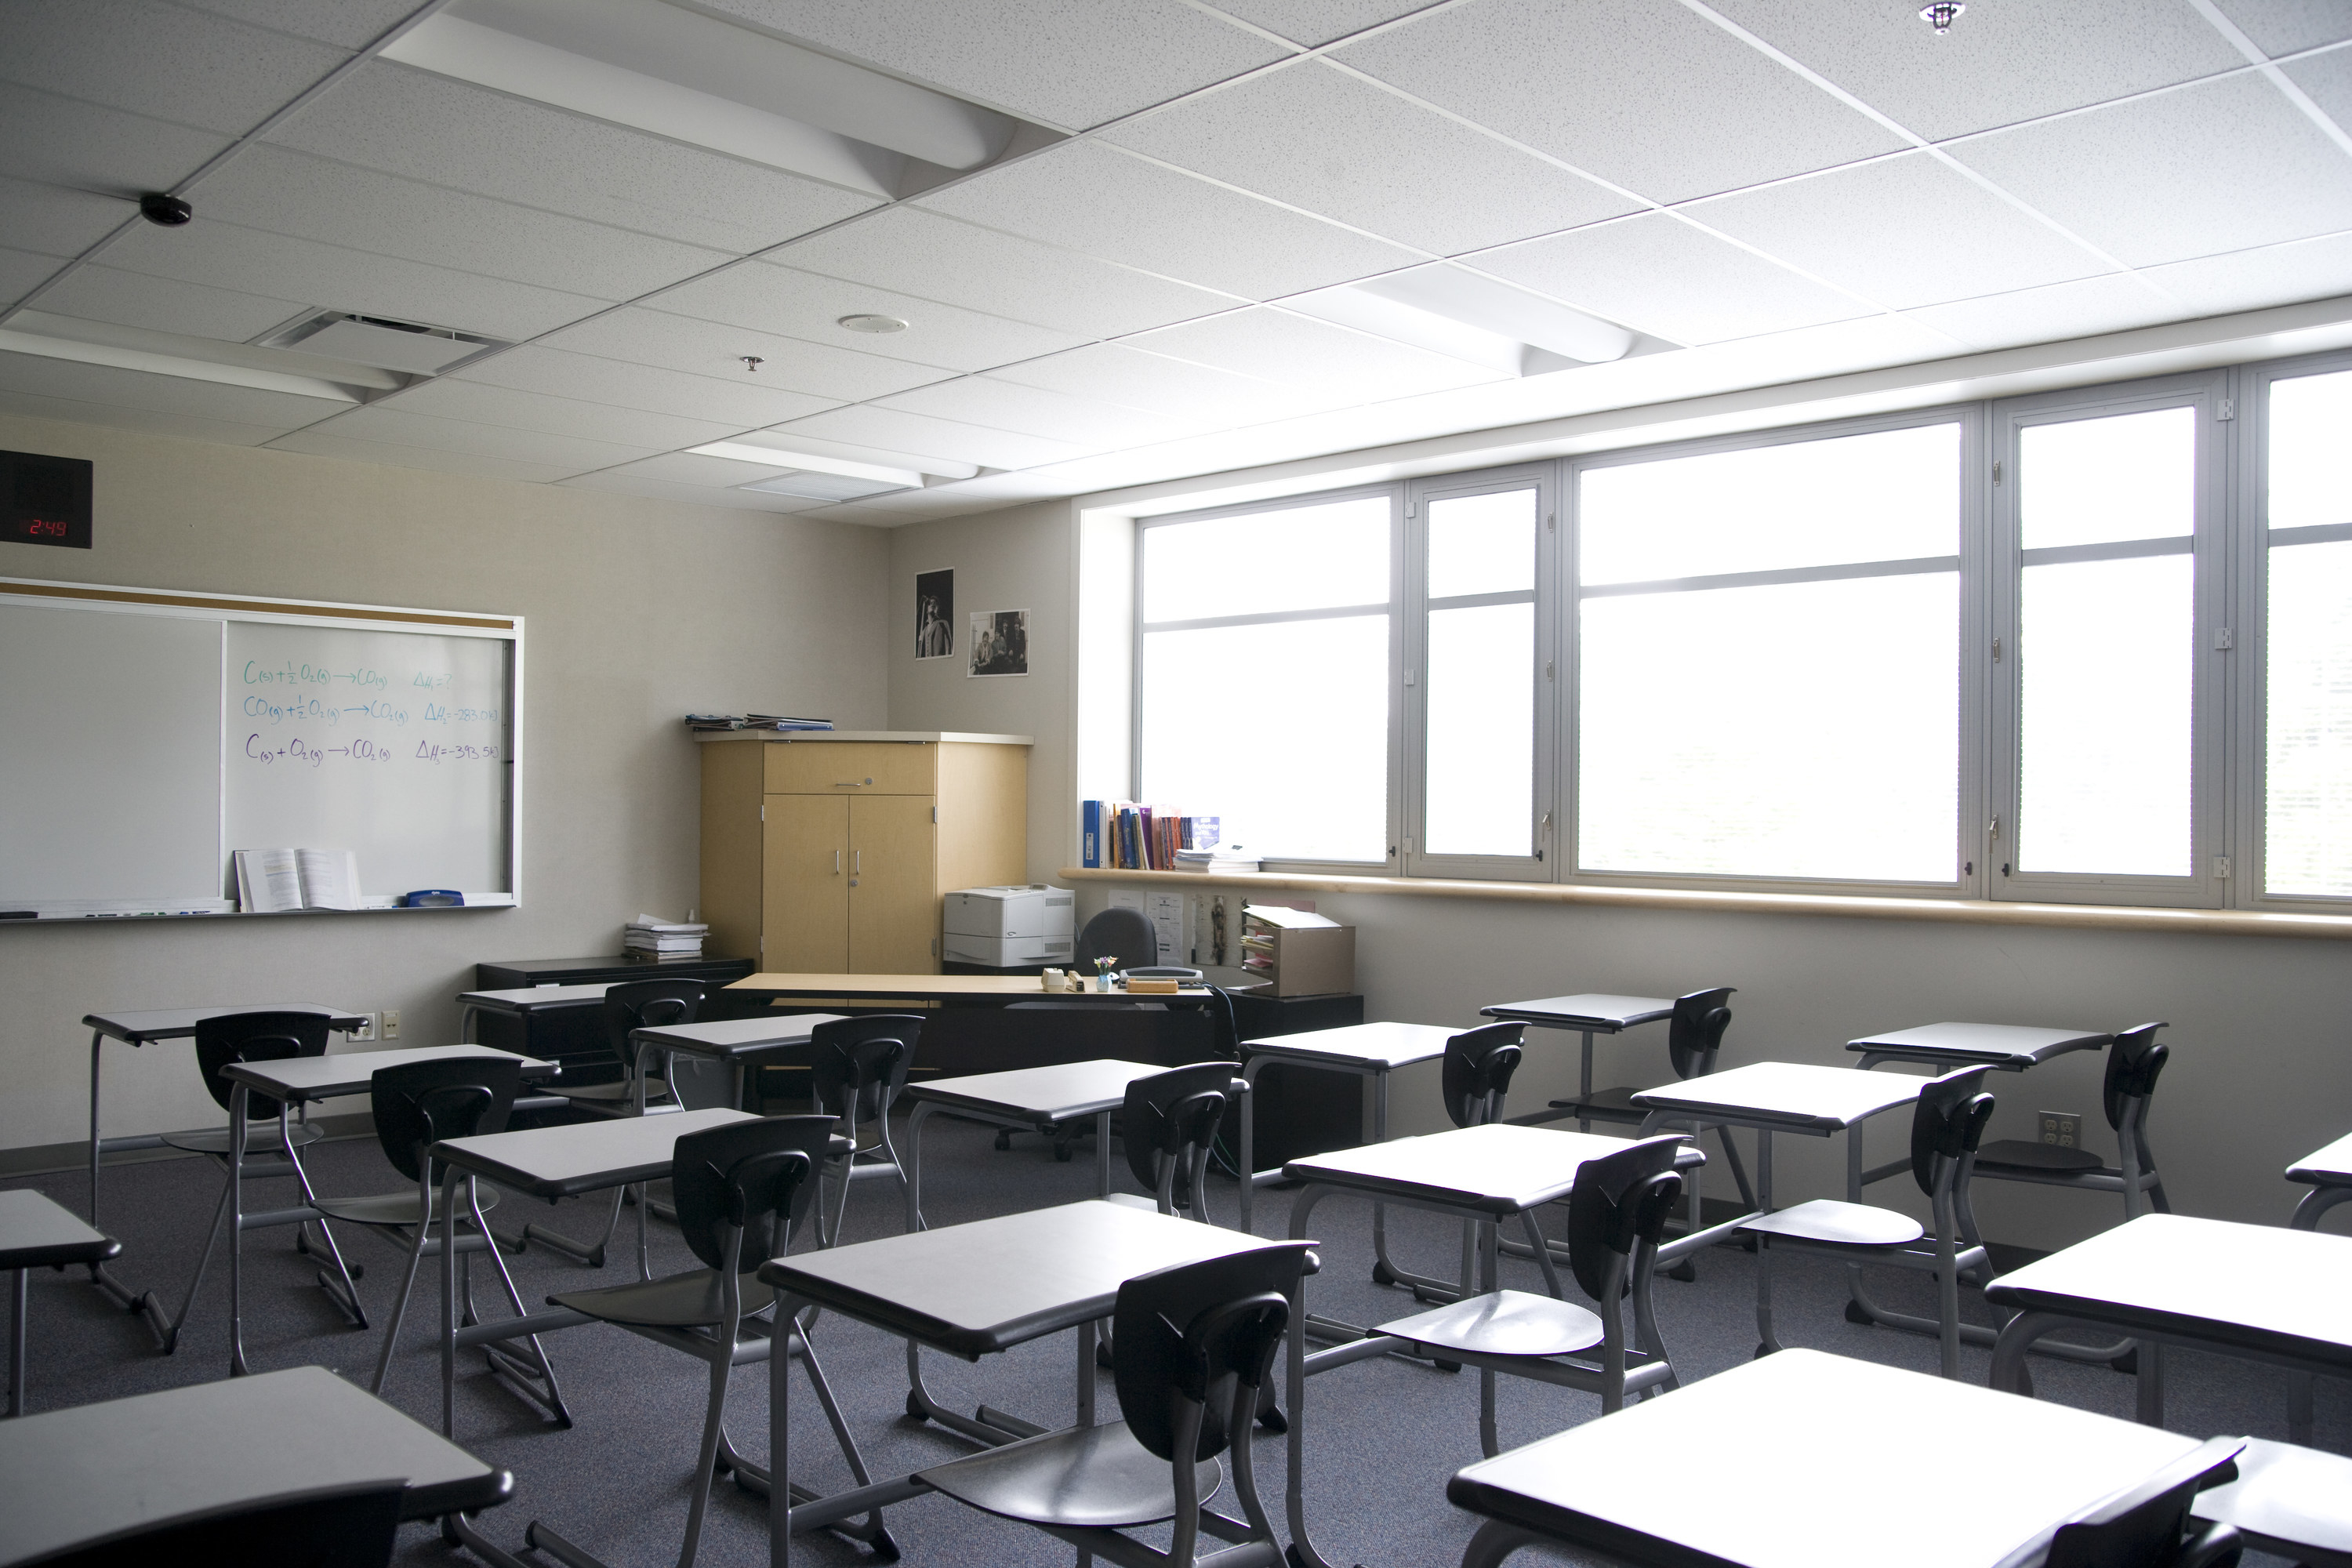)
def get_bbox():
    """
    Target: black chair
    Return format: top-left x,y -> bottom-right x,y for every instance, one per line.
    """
1739,1065 -> 1994,1378
1545,986 -> 1756,1223
1367,1134 -> 1687,1457
159,1011 -> 363,1352
1107,1062 -> 1243,1223
34,1477 -> 407,1568
518,979 -> 707,1272
914,1243 -> 1312,1568
2045,1436 -> 2245,1568
808,1014 -> 922,1244
1380,1023 -> 1528,1303
1075,906 -> 1159,982
525,1116 -> 873,1568
1964,1022 -> 2172,1227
